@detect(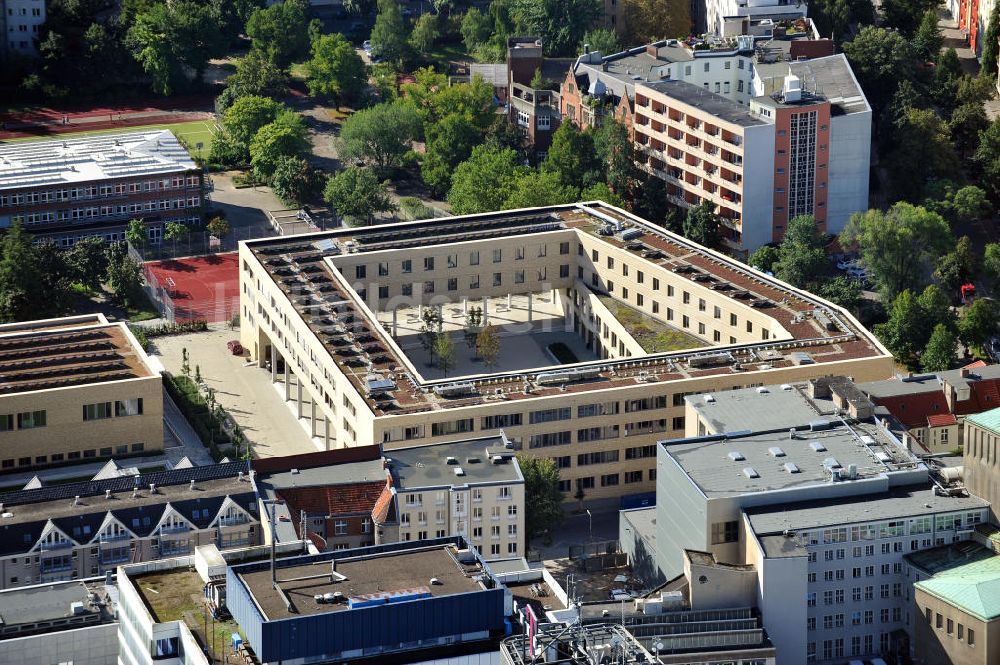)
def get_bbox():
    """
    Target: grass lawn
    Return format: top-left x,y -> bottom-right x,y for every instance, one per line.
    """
1,120 -> 216,160
599,295 -> 704,353
126,290 -> 161,322
423,42 -> 470,65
